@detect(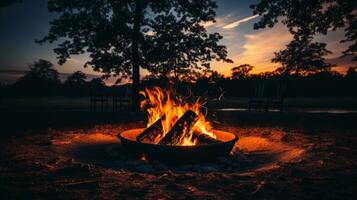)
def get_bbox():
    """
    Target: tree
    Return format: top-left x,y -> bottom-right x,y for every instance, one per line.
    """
346,66 -> 357,79
38,0 -> 231,111
207,70 -> 225,83
272,34 -> 333,76
251,0 -> 357,61
88,78 -> 105,90
64,71 -> 87,86
14,59 -> 60,96
64,71 -> 87,97
87,77 -> 107,97
20,59 -> 59,83
231,64 -> 254,79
